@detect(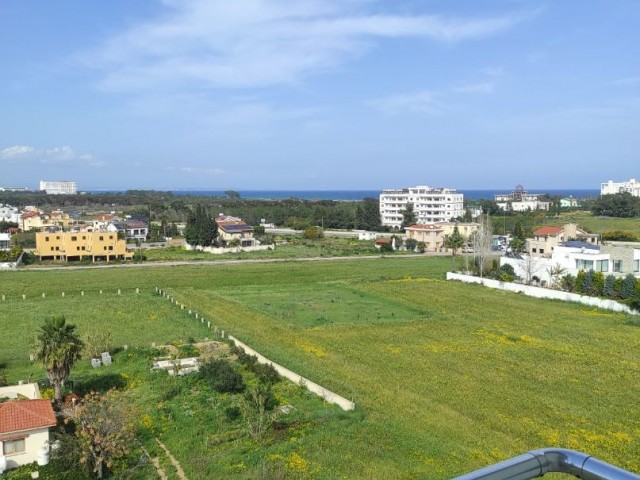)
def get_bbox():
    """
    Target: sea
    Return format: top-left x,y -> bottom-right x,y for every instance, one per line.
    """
87,188 -> 600,201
